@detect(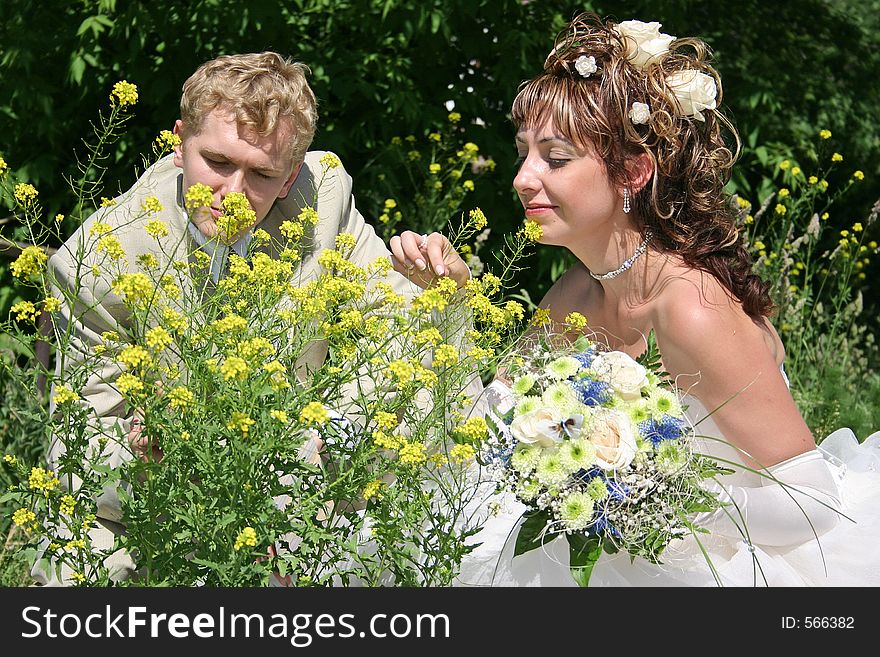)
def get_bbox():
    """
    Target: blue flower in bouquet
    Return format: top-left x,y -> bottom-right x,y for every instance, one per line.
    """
639,414 -> 688,446
571,377 -> 610,406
